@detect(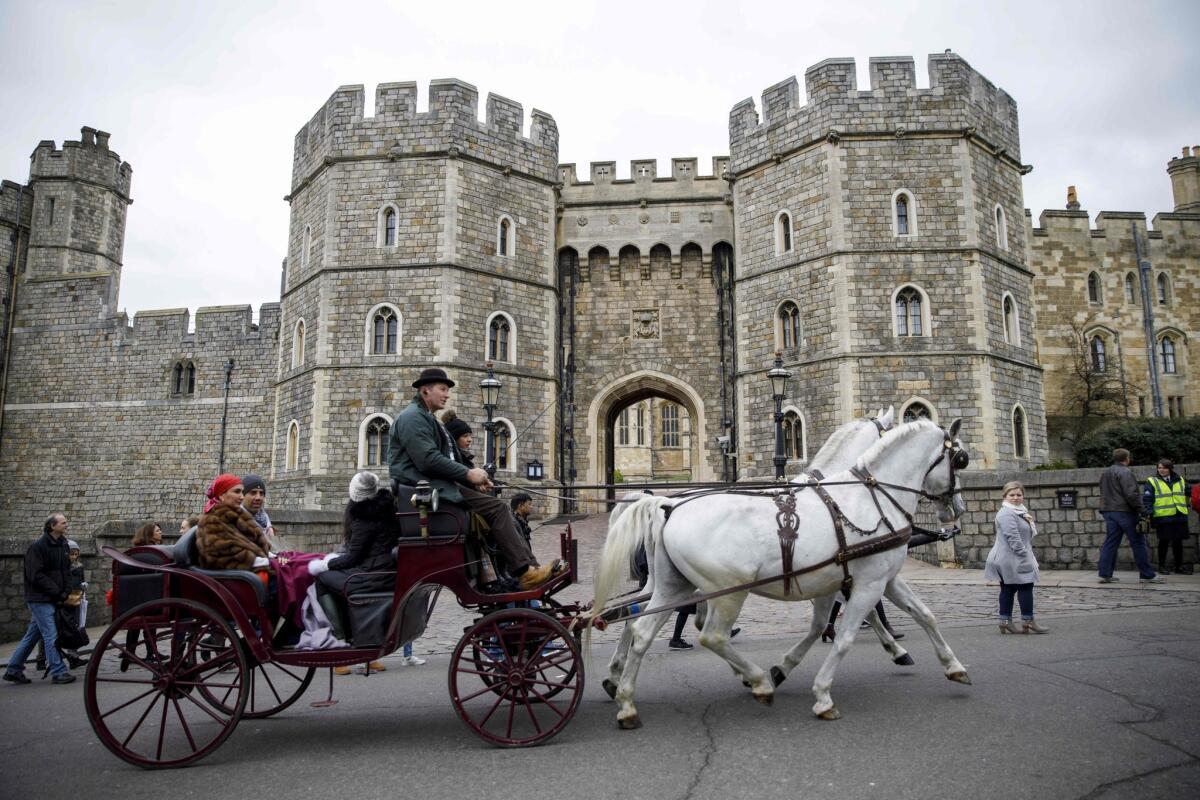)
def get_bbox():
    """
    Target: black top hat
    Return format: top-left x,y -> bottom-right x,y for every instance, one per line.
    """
412,367 -> 455,389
